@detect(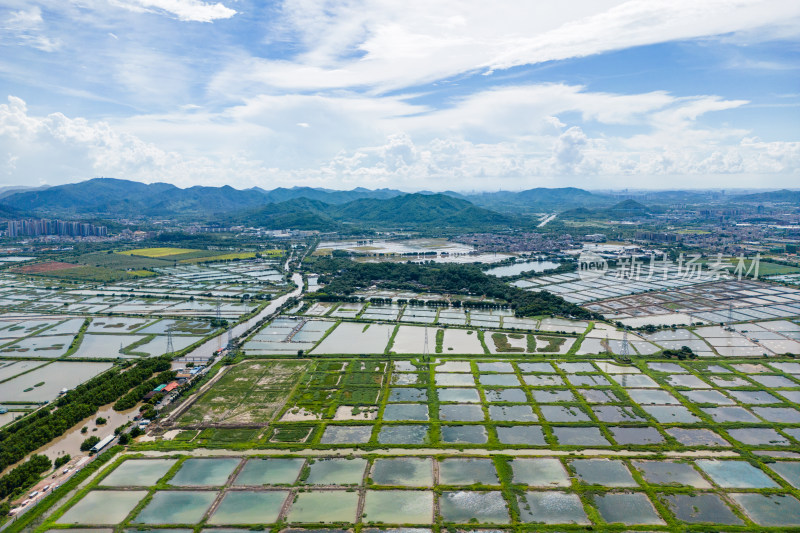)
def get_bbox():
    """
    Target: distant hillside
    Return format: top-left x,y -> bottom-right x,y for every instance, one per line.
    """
459,187 -> 614,214
0,178 -> 266,218
236,193 -> 516,231
243,198 -> 341,231
0,178 -> 410,219
0,204 -> 23,219
561,199 -> 653,221
257,186 -> 404,204
0,185 -> 49,201
736,189 -> 800,204
332,193 -> 513,227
